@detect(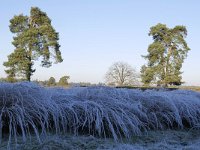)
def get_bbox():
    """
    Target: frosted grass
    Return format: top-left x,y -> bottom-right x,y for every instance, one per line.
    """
1,130 -> 200,150
0,82 -> 200,148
